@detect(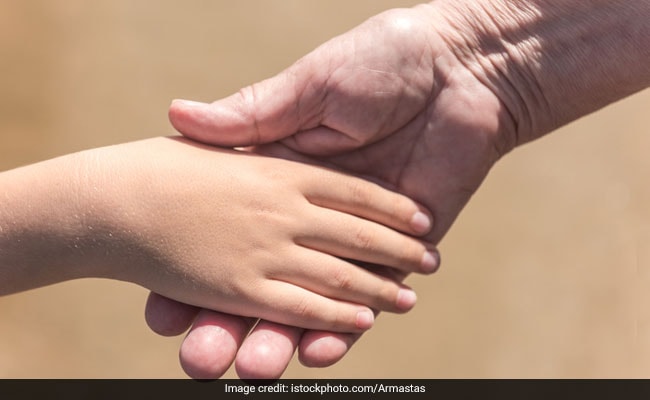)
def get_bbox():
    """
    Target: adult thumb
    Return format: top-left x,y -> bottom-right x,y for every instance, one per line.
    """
169,60 -> 326,148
